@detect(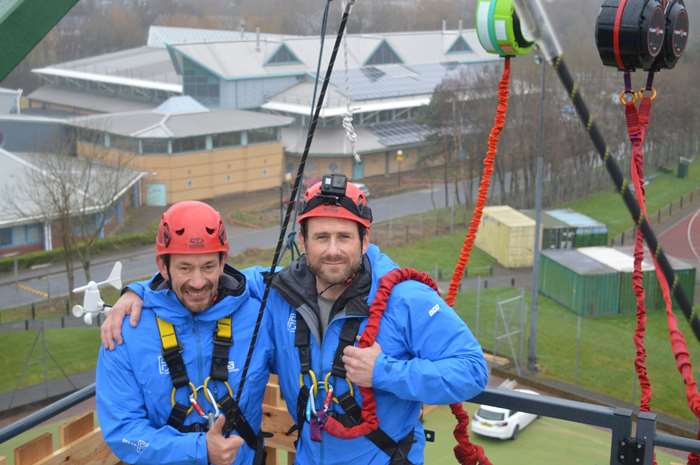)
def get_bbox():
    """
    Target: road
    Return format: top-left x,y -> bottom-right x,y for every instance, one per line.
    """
0,184 -> 467,310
